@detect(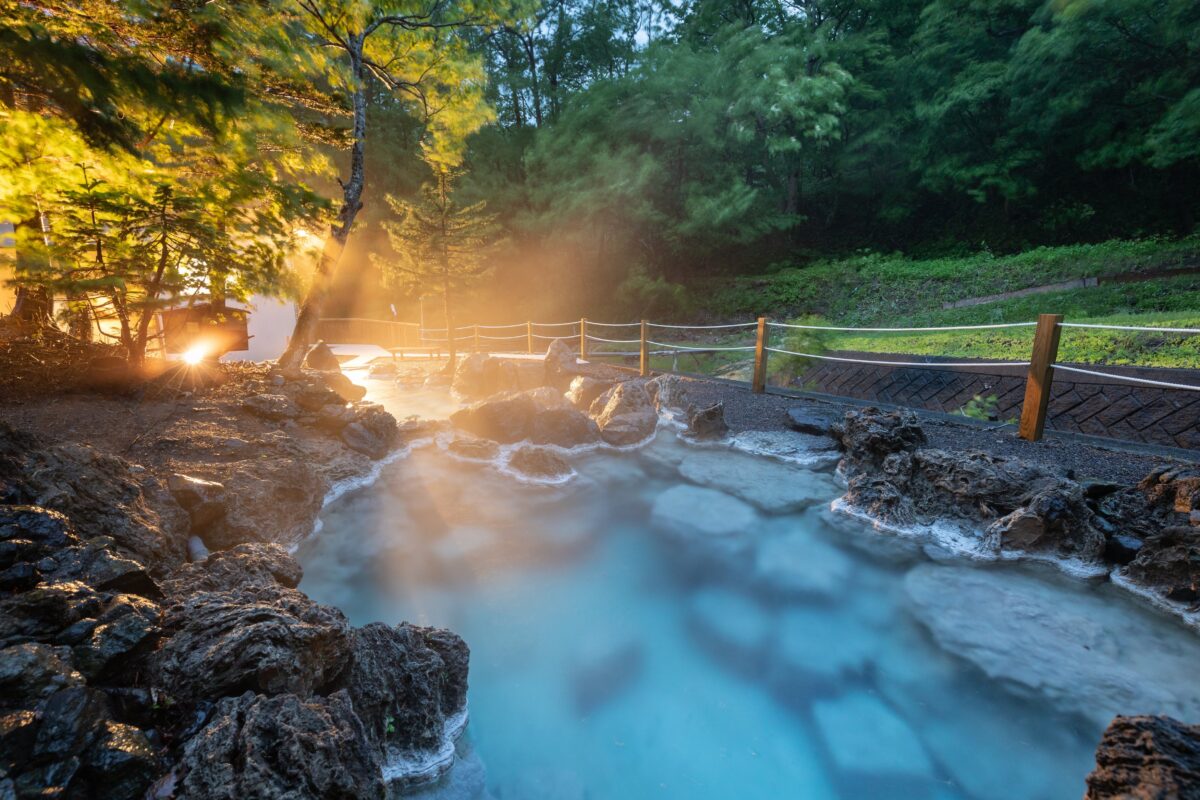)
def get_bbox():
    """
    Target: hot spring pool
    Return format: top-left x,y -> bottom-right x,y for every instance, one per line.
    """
296,377 -> 1200,800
